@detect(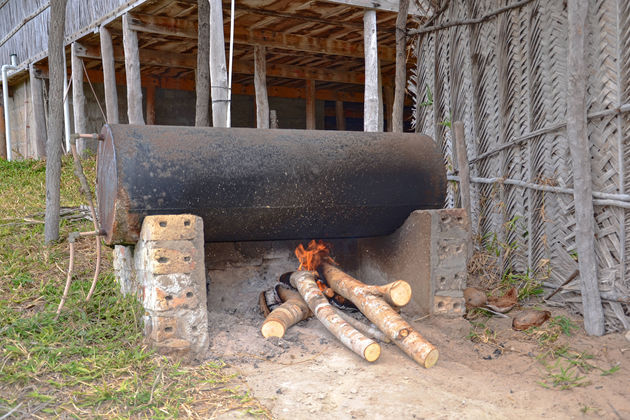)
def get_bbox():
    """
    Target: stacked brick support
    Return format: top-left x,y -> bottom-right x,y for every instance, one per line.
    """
114,214 -> 209,358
